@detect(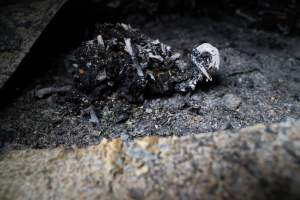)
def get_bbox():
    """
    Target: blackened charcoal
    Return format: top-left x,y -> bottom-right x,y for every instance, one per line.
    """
70,23 -> 220,103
